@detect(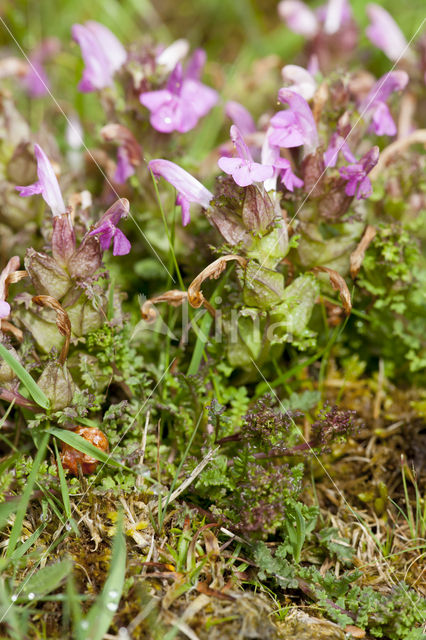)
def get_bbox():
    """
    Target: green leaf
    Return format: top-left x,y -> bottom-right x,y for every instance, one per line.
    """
6,432 -> 49,558
10,524 -> 46,563
54,440 -> 72,520
0,499 -> 19,531
0,343 -> 50,410
20,559 -> 72,598
47,427 -> 127,470
82,514 -> 126,640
